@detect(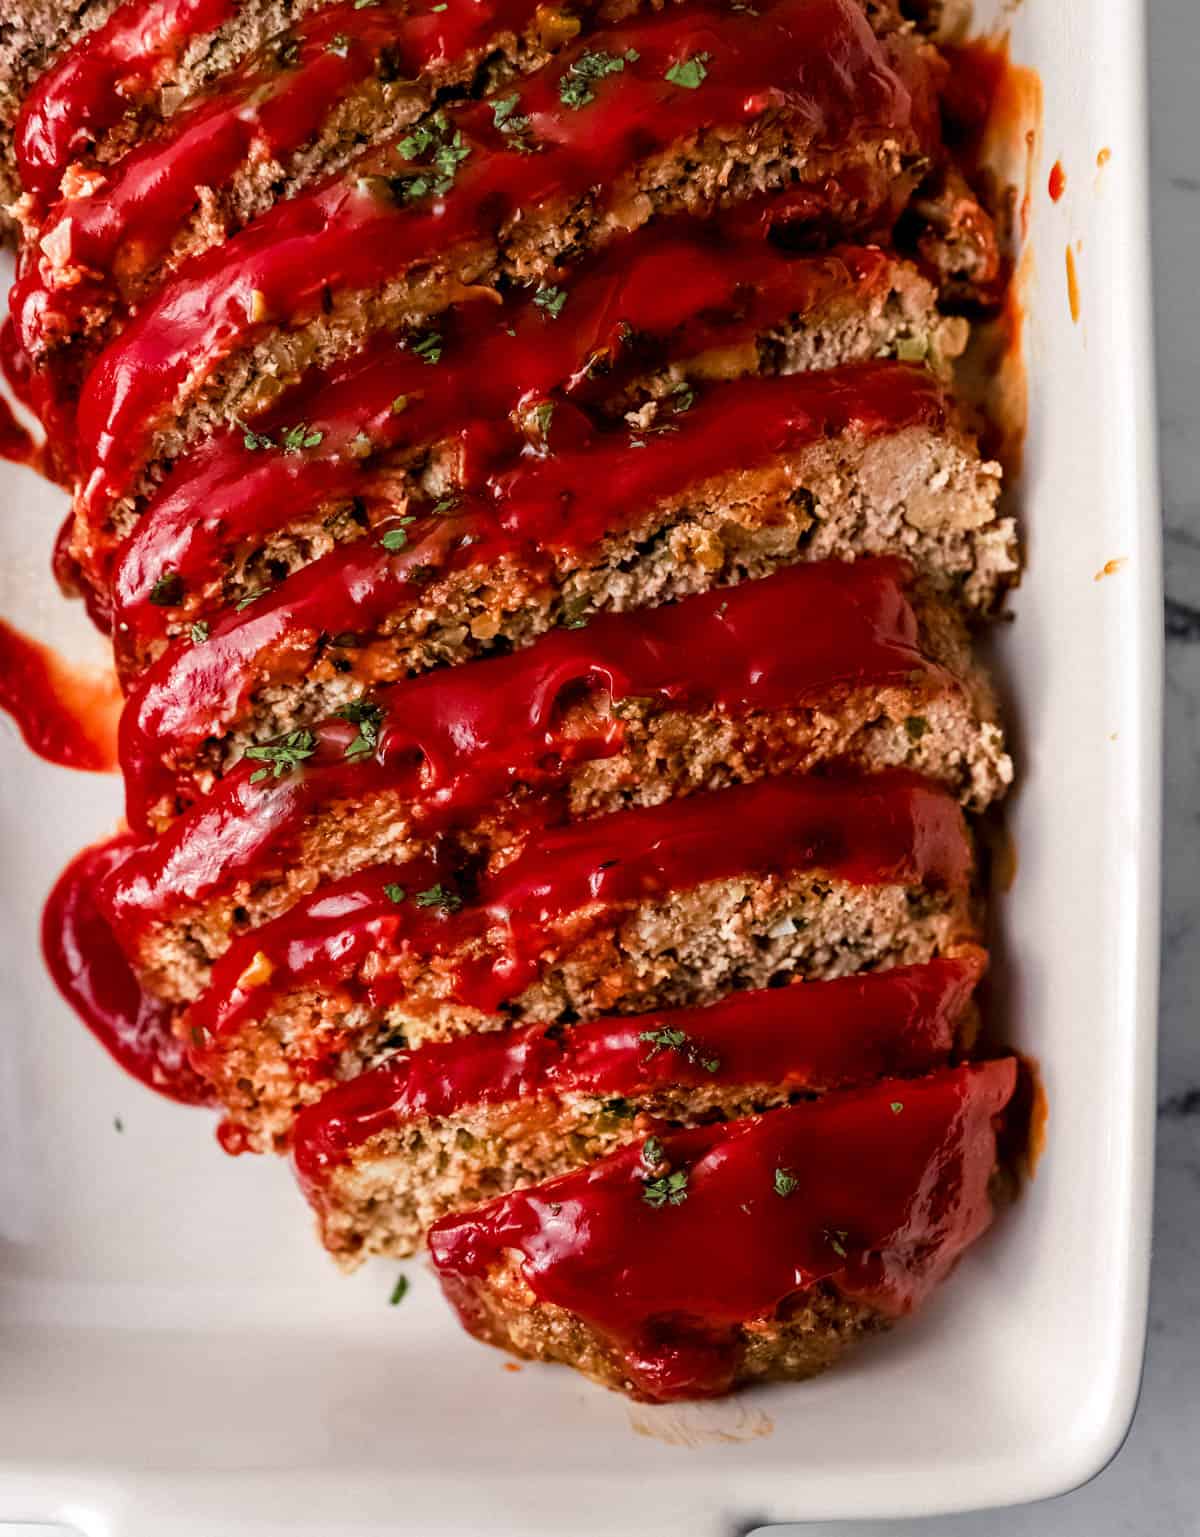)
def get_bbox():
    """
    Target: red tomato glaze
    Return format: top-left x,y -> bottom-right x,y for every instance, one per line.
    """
0,618 -> 121,771
69,0 -> 936,508
42,835 -> 215,1104
429,1060 -> 1017,1400
292,954 -> 984,1186
117,360 -> 952,823
185,770 -> 972,1060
